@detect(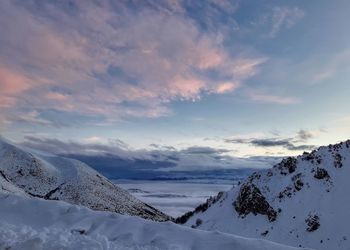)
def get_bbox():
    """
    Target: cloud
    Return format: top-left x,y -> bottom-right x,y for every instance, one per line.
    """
180,0 -> 239,33
19,136 -> 277,171
180,146 -> 230,155
296,129 -> 313,142
247,92 -> 301,105
250,138 -> 291,147
0,66 -> 33,108
310,49 -> 350,84
0,0 -> 265,126
269,6 -> 304,38
225,129 -> 316,152
21,136 -> 136,158
285,144 -> 315,151
214,82 -> 240,94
